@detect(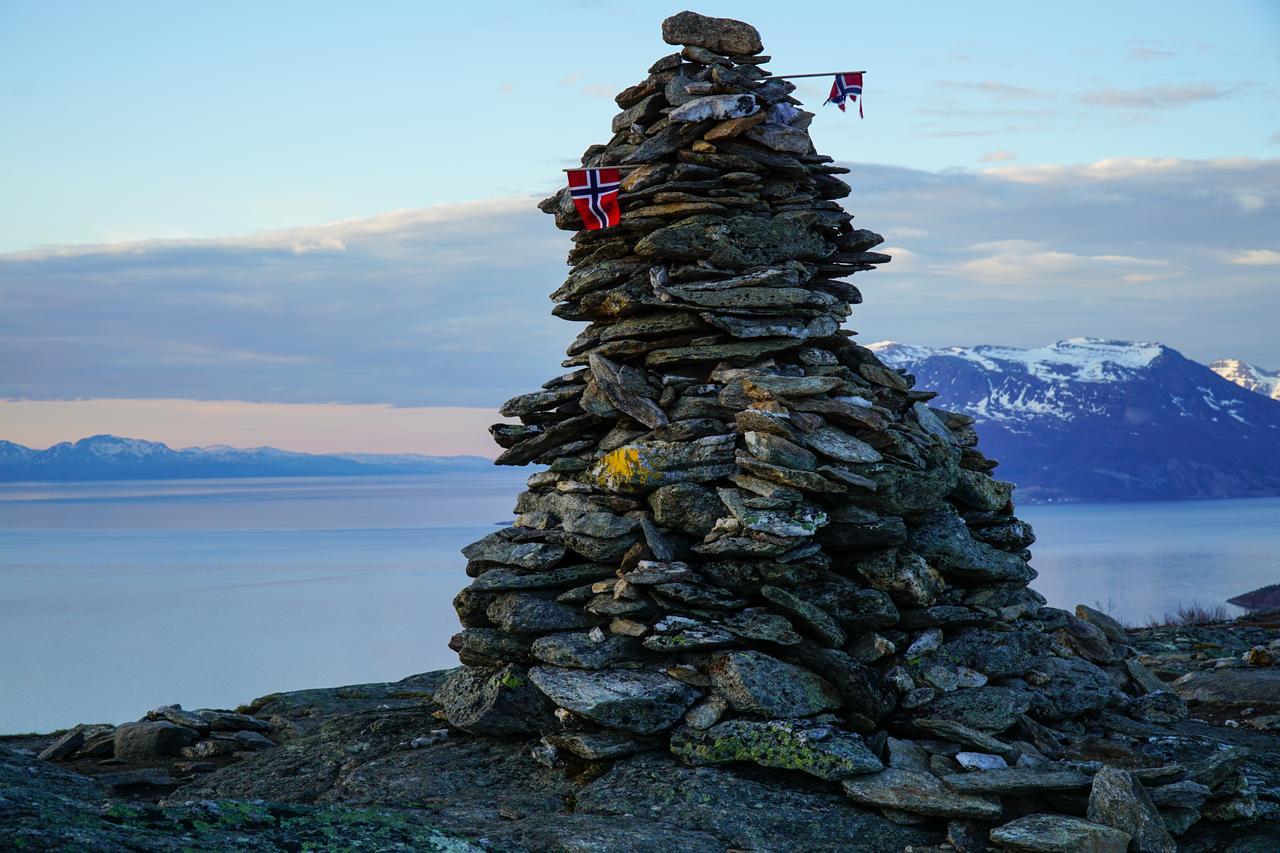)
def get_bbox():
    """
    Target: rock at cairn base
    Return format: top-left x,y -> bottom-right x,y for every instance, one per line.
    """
438,8 -> 1174,835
